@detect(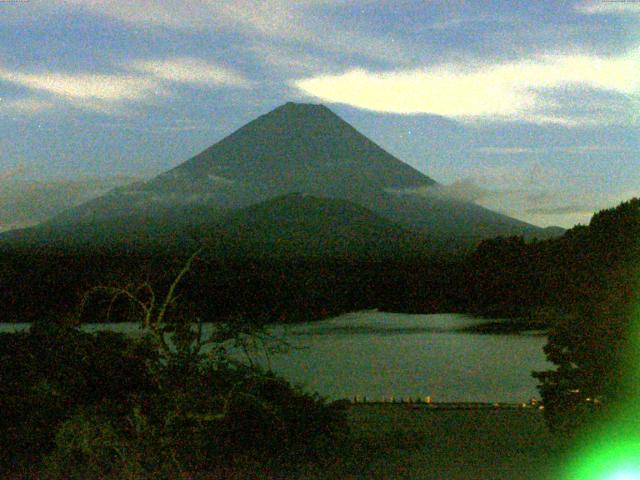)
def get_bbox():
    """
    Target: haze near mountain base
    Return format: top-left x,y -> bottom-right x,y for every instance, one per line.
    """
6,102 -> 559,251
